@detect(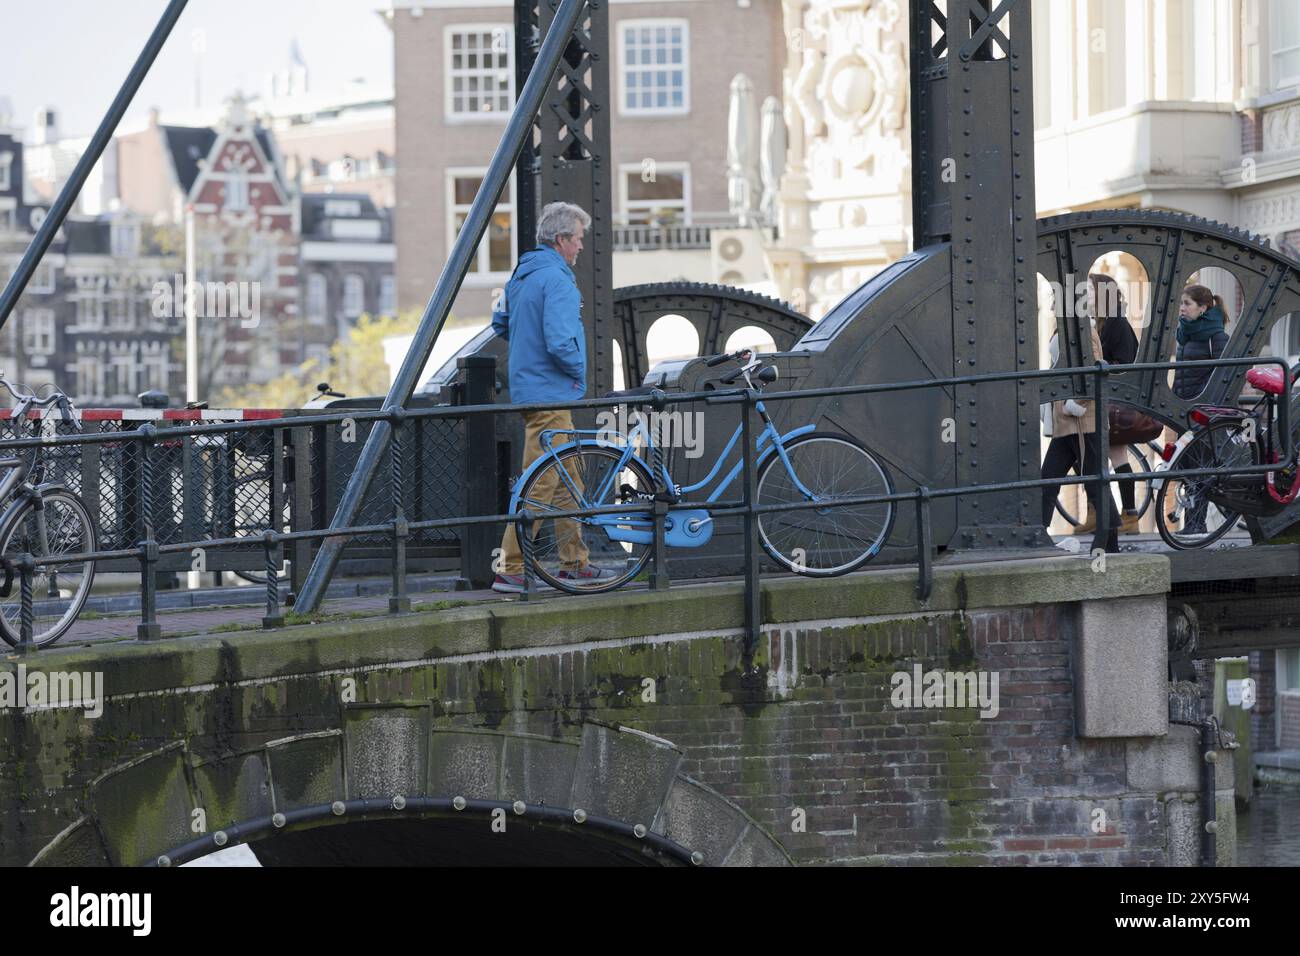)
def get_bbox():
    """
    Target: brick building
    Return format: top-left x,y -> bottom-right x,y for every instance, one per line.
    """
386,0 -> 787,320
